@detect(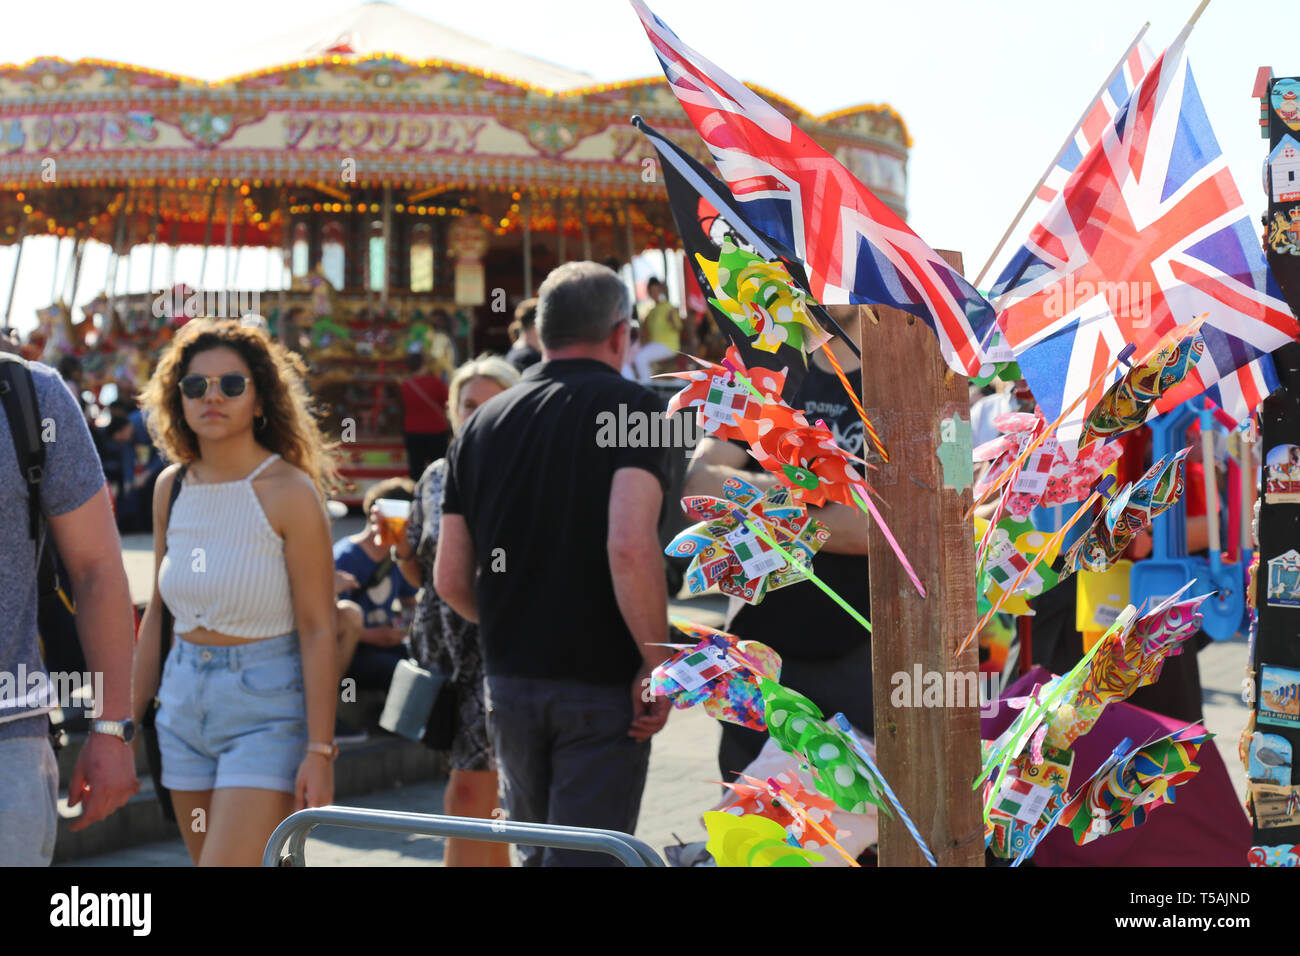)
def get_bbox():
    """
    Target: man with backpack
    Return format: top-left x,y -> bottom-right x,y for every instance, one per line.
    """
0,347 -> 138,865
